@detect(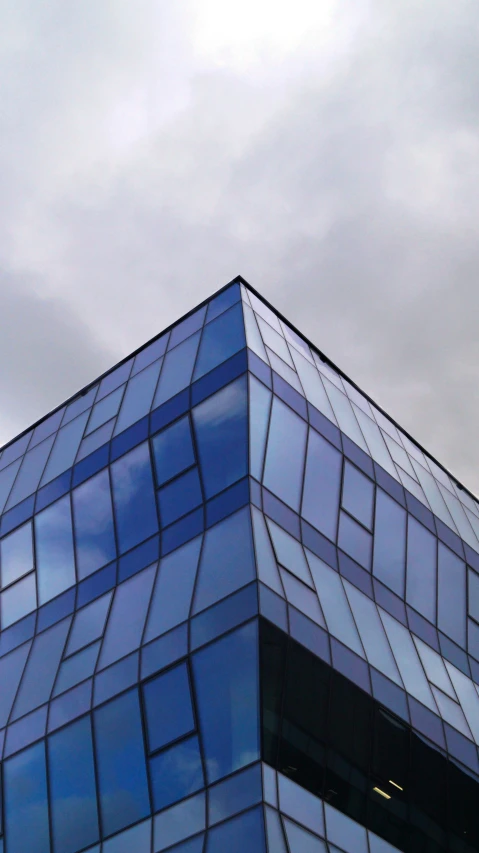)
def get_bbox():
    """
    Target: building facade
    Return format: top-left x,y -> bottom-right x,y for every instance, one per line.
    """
0,278 -> 477,853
